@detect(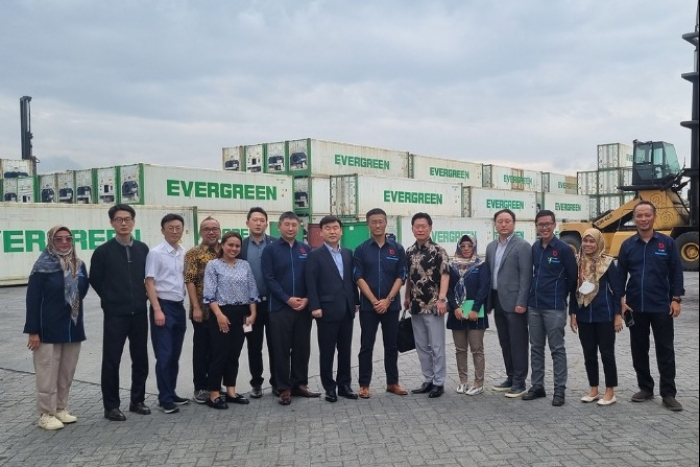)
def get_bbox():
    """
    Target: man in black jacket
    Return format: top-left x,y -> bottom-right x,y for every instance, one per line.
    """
90,204 -> 151,421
